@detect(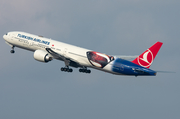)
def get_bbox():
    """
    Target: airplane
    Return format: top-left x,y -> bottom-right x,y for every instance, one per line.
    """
3,31 -> 163,76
